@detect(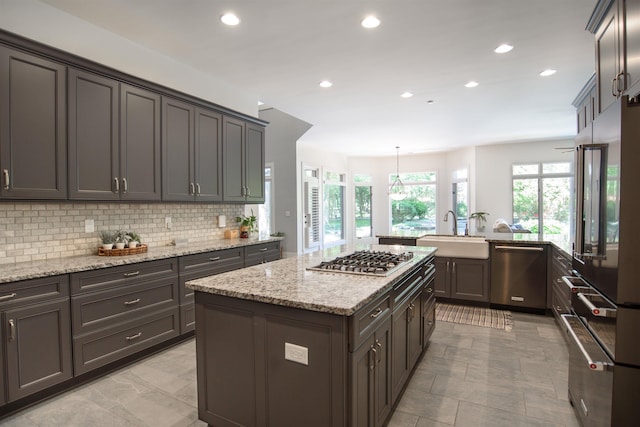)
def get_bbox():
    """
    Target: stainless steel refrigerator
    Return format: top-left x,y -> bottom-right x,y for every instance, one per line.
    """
567,96 -> 640,427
